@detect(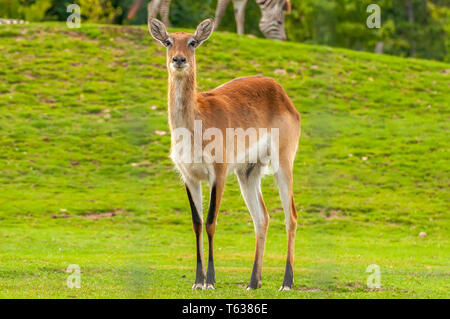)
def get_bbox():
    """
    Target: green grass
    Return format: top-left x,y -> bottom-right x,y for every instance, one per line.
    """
0,22 -> 449,299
